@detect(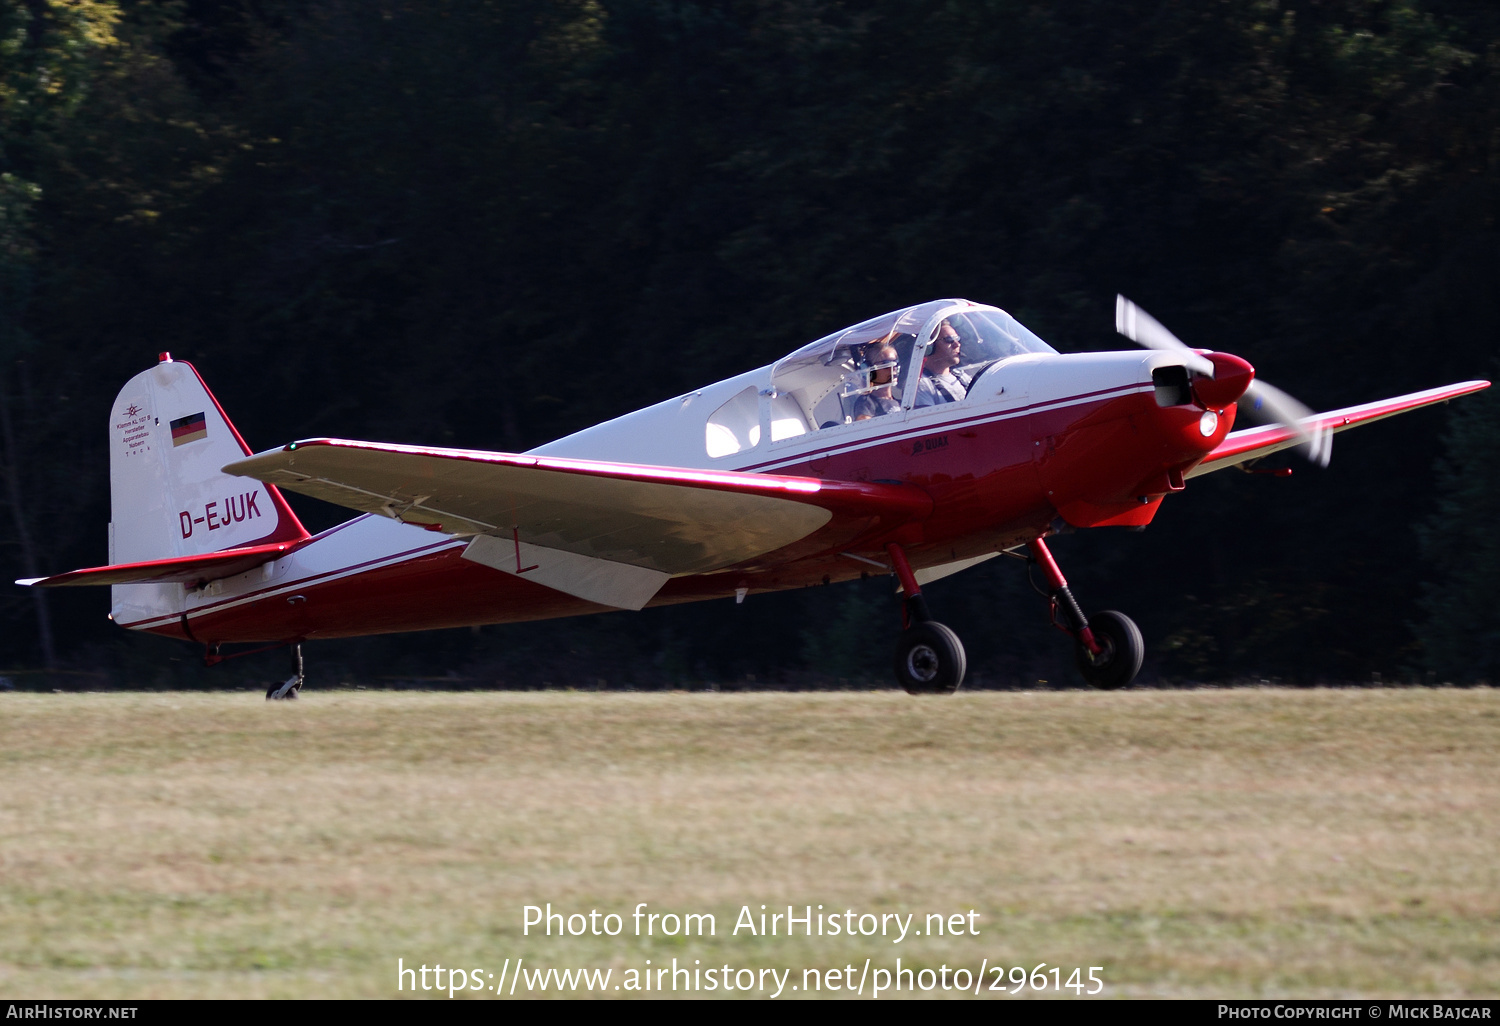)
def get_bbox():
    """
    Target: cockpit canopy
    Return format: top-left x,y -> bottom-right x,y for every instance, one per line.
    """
703,299 -> 1059,459
767,299 -> 1057,430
